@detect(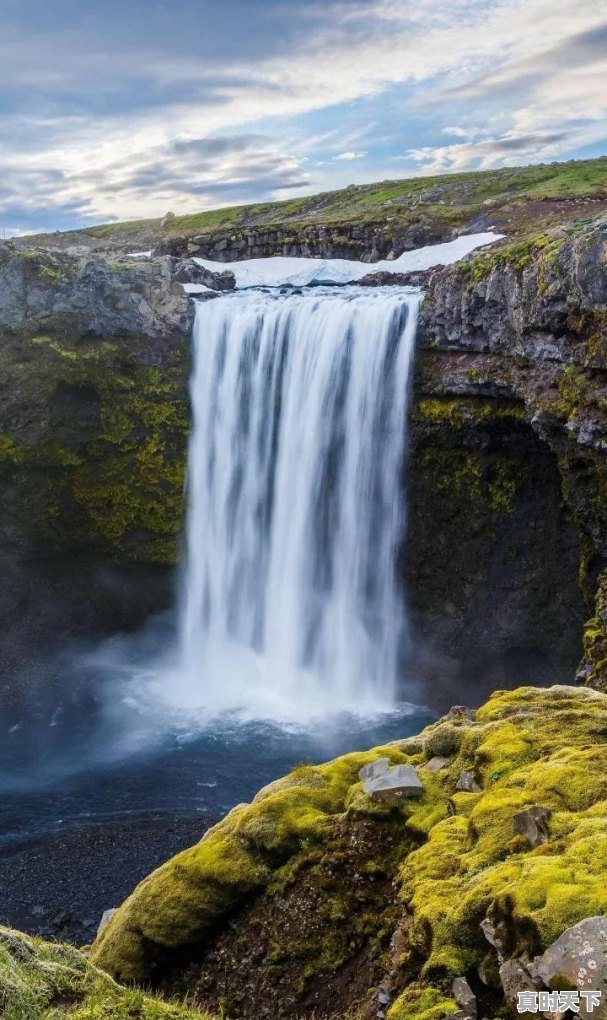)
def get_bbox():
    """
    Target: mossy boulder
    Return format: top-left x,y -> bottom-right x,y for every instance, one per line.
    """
92,685 -> 607,1020
0,925 -> 214,1020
